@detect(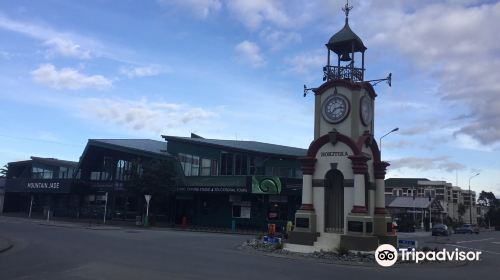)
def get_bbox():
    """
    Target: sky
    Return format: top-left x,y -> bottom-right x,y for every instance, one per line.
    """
0,0 -> 499,196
